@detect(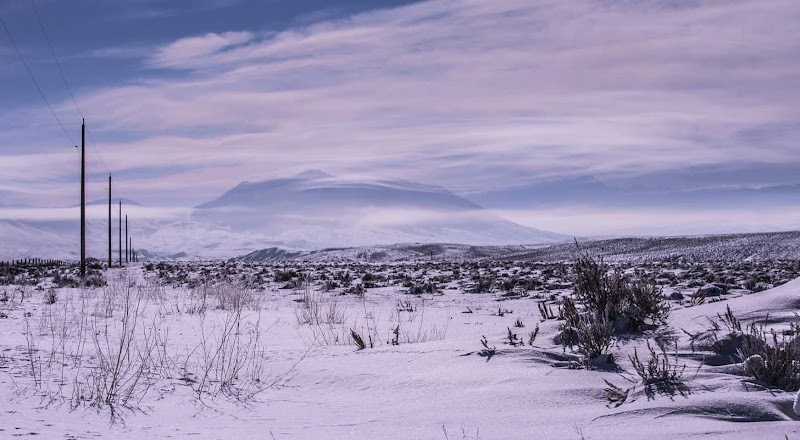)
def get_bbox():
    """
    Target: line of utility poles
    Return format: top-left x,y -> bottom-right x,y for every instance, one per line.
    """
79,120 -> 141,282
